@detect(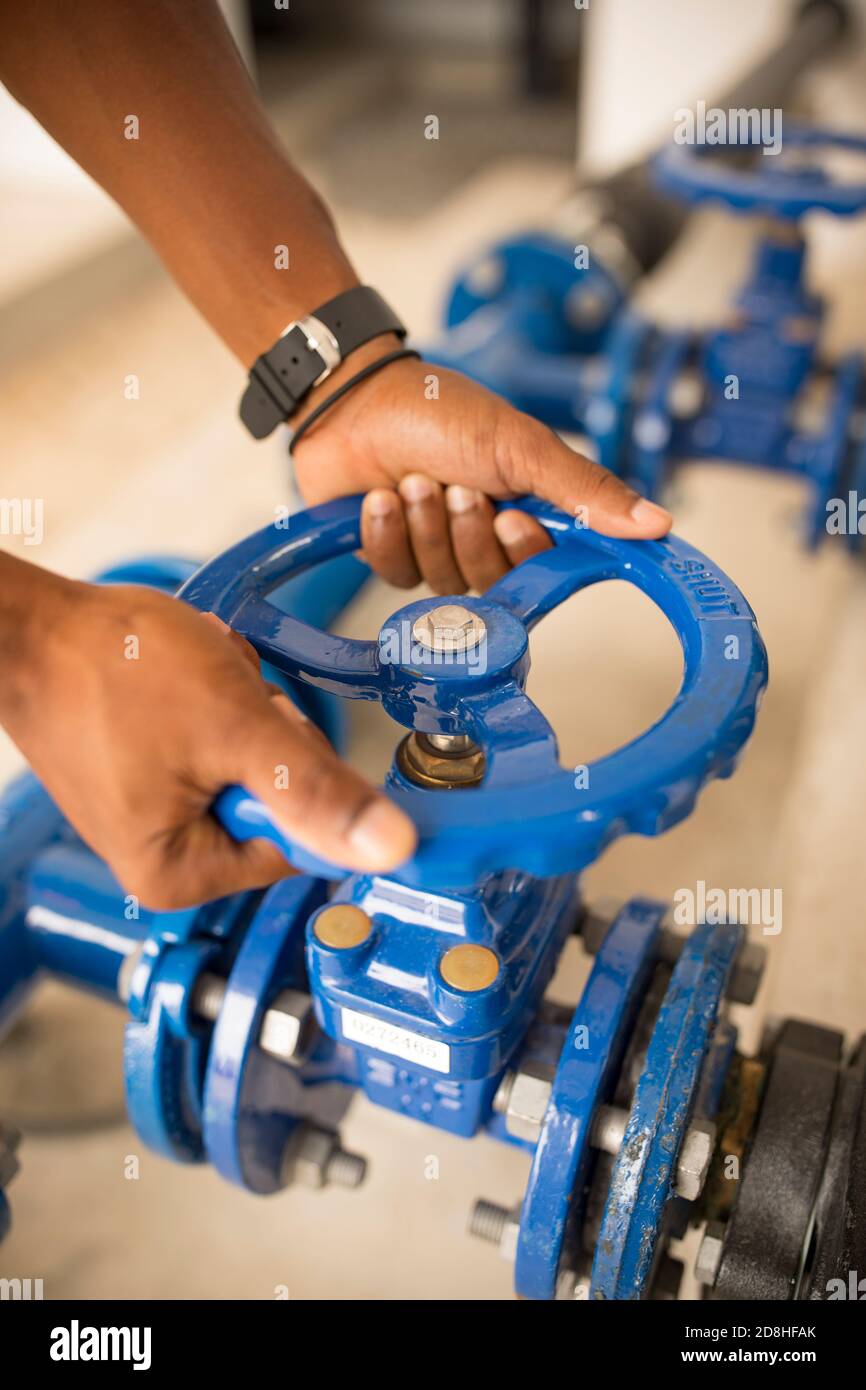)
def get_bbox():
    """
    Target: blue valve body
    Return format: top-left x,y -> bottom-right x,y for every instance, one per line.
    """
306,870 -> 579,1136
